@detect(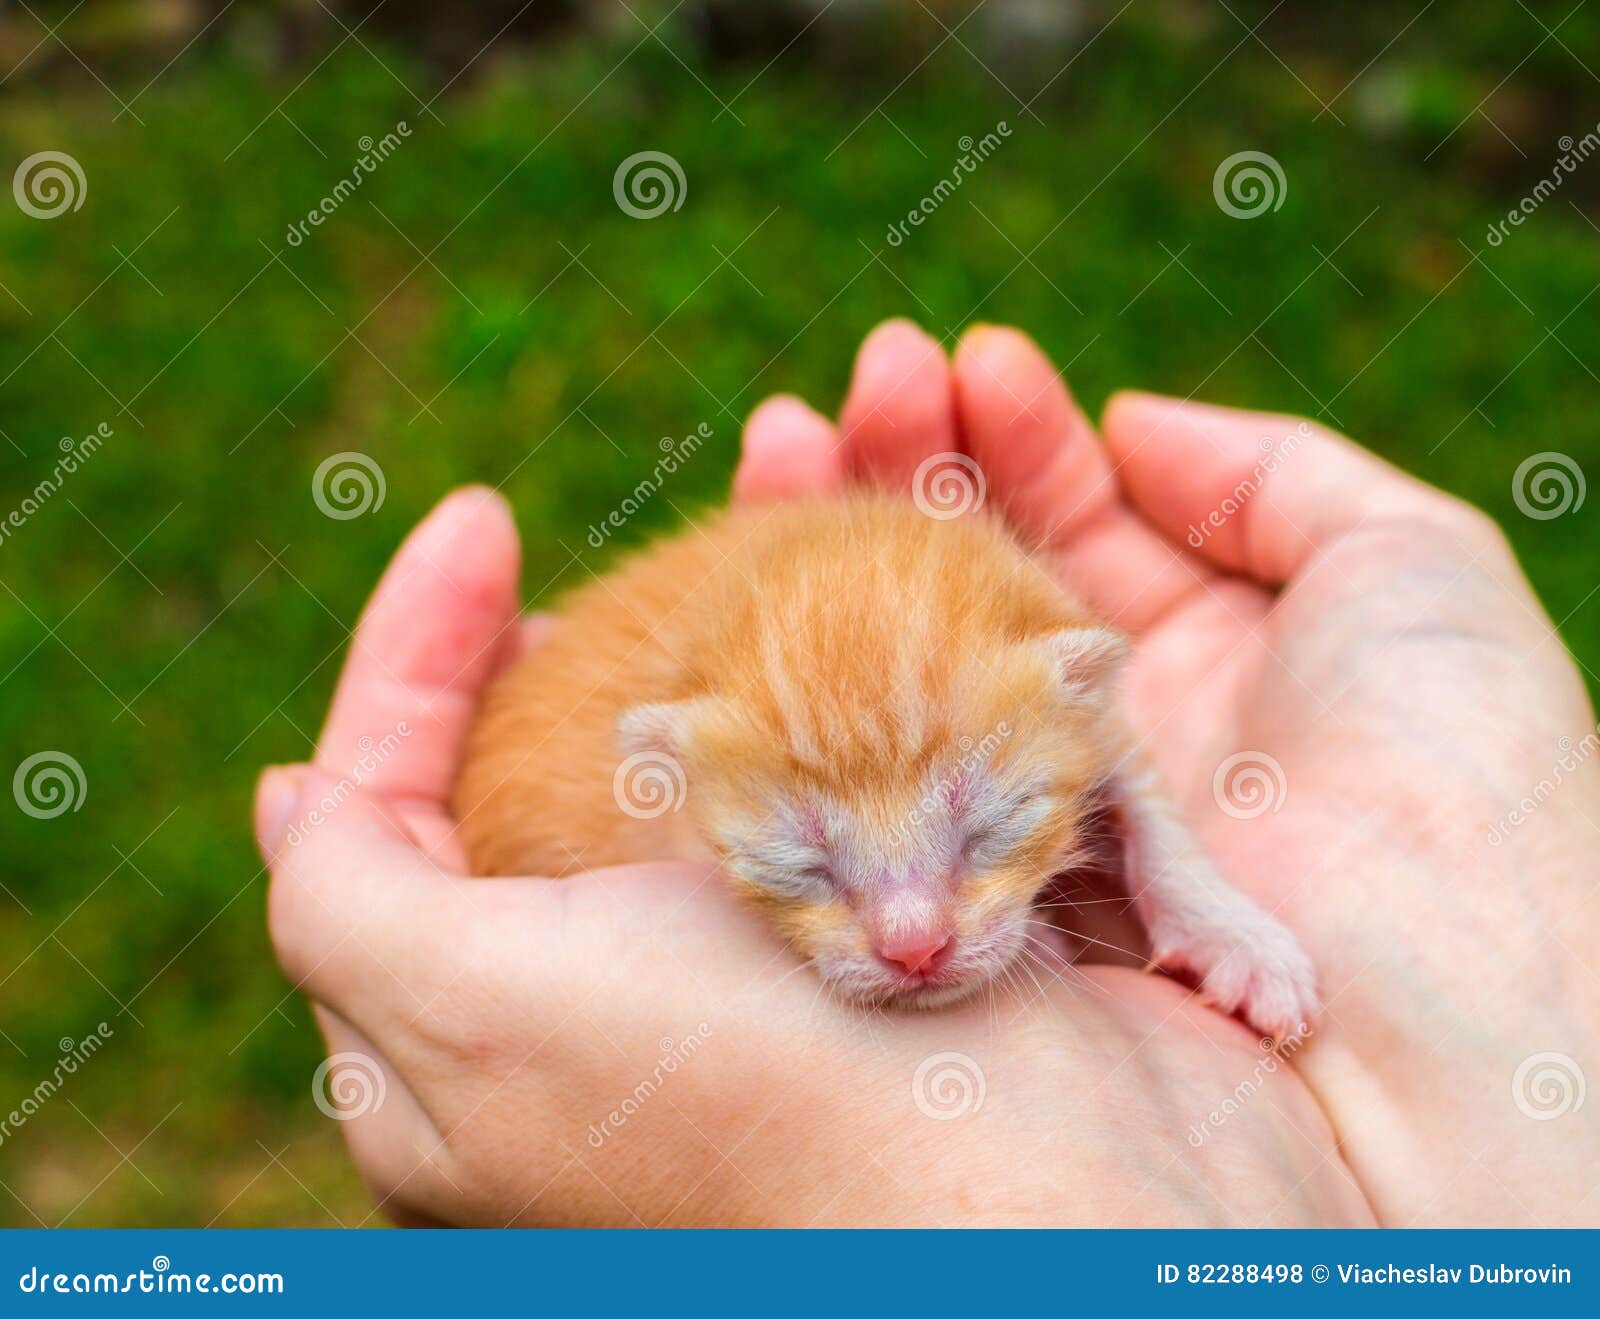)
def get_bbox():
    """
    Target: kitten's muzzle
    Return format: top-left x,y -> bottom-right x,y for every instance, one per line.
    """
874,930 -> 953,977
866,889 -> 957,979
